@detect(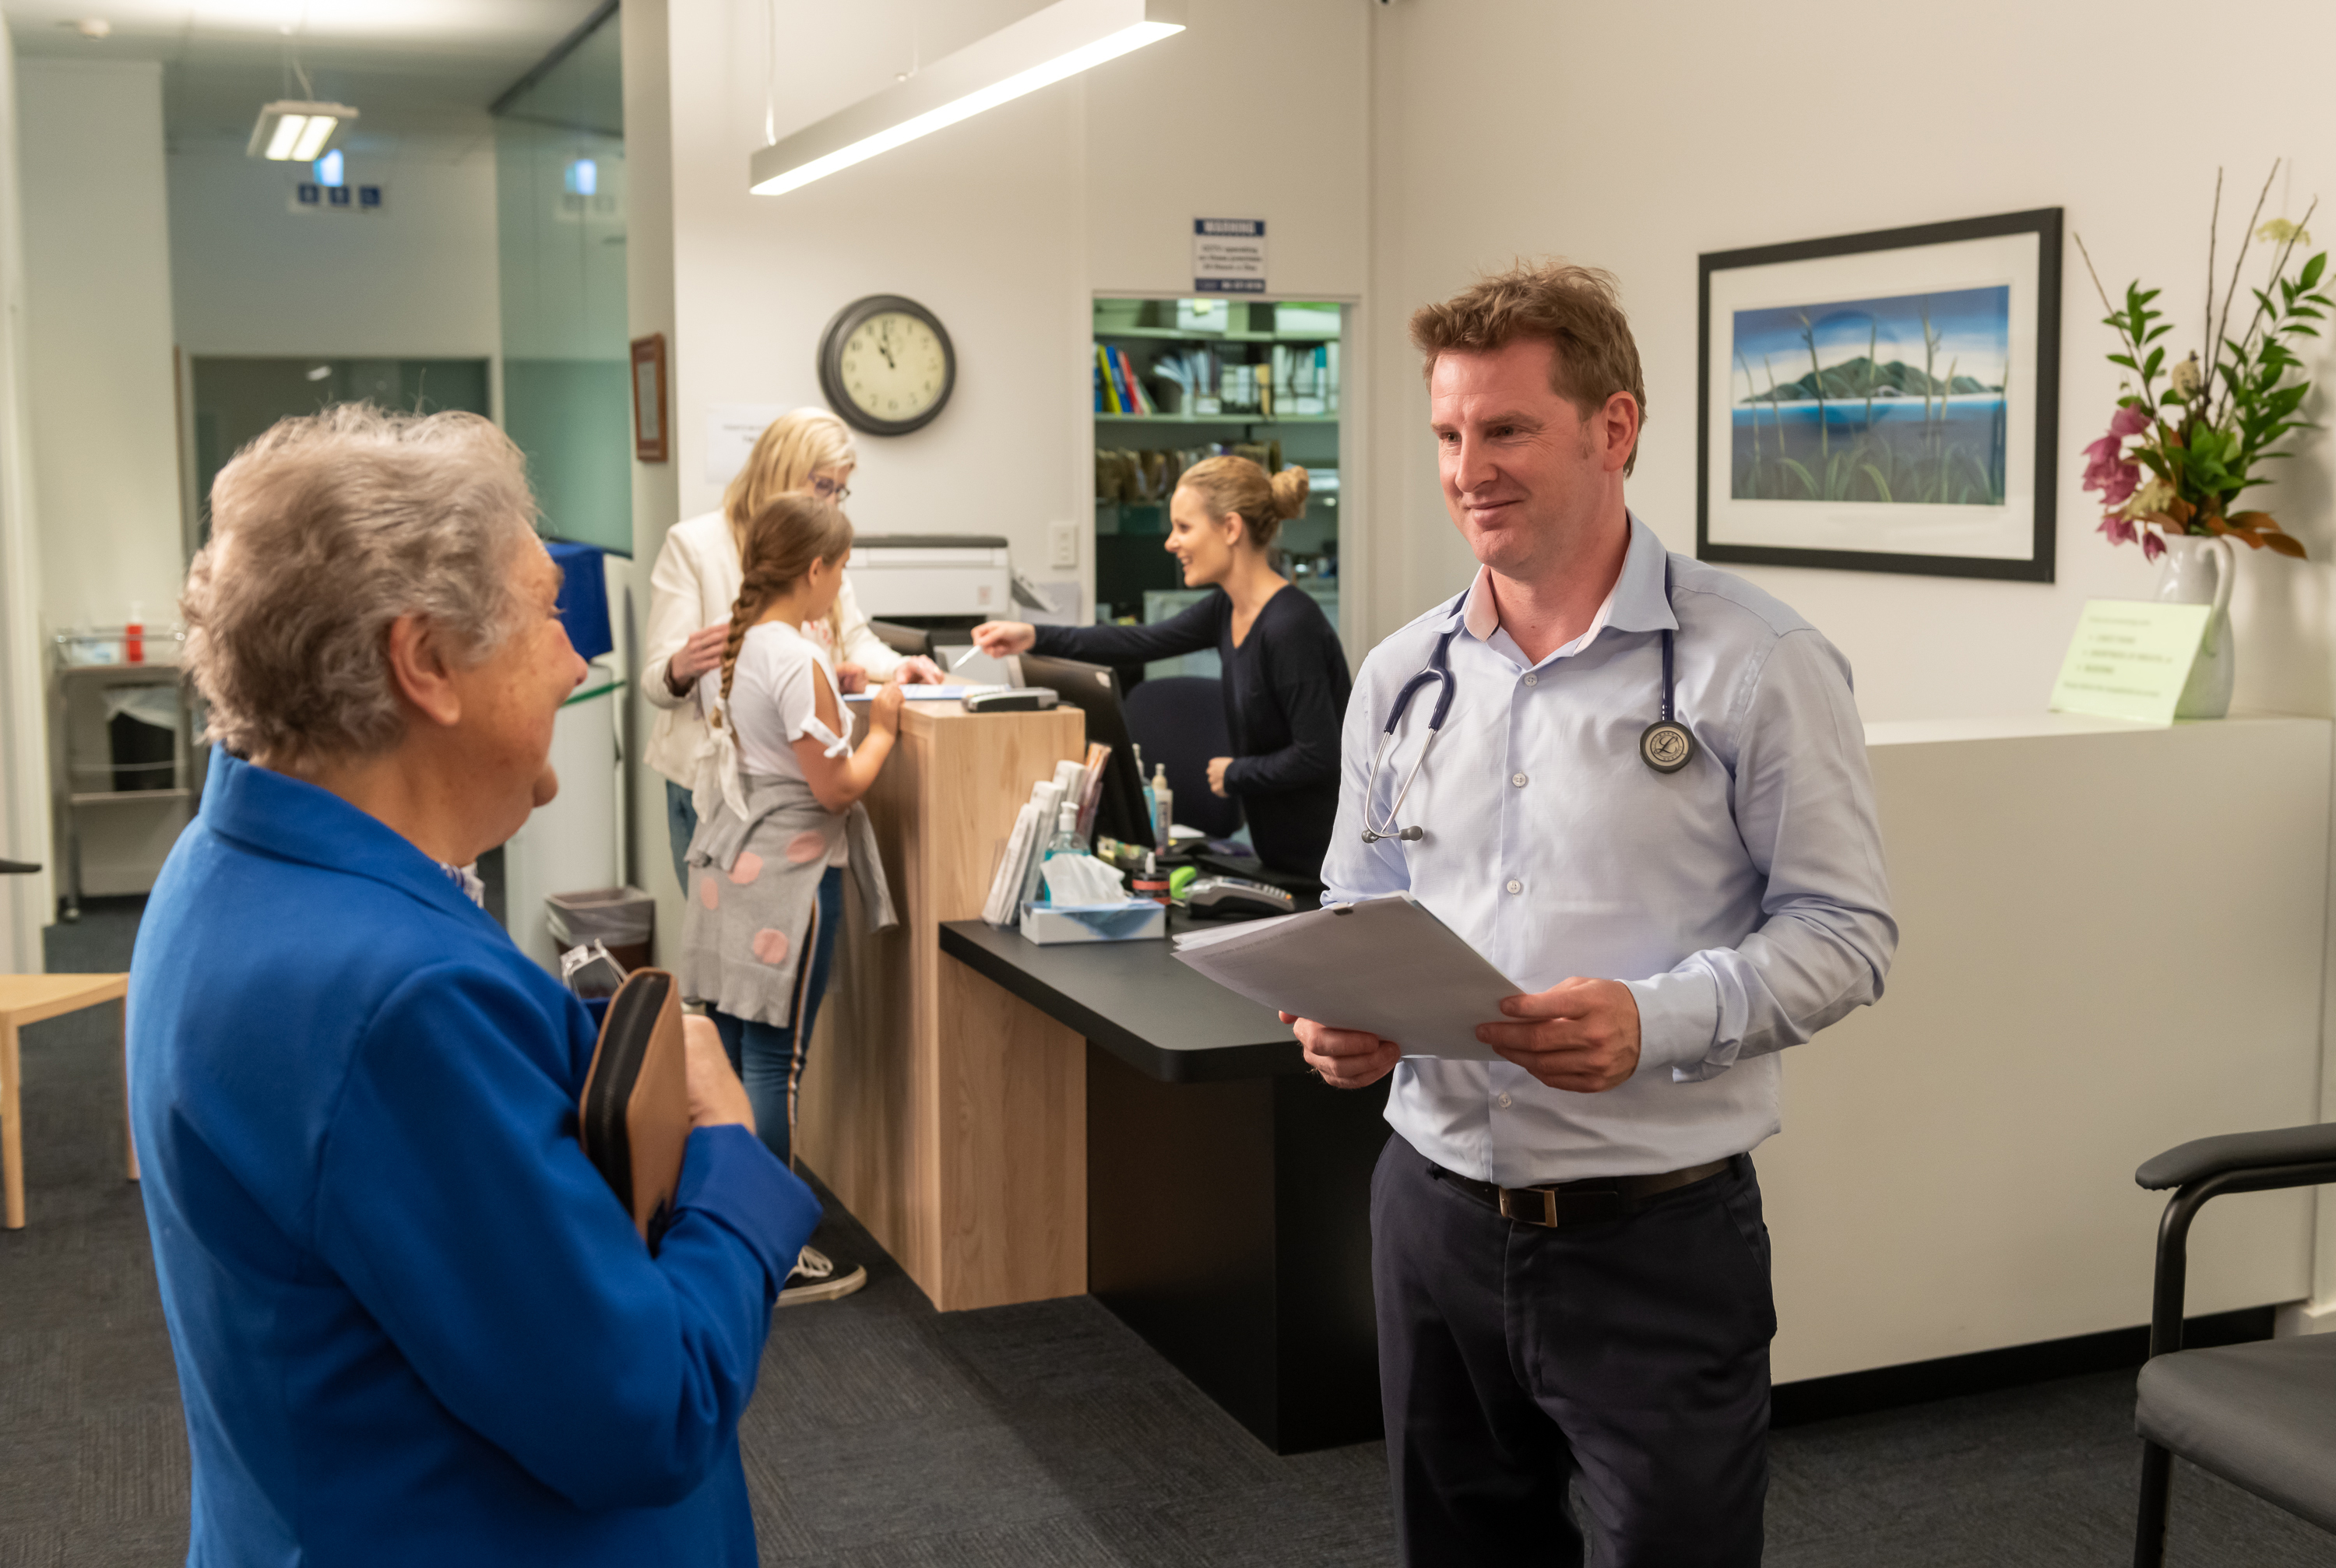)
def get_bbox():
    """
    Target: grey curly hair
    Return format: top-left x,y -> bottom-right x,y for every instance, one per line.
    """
181,405 -> 541,765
